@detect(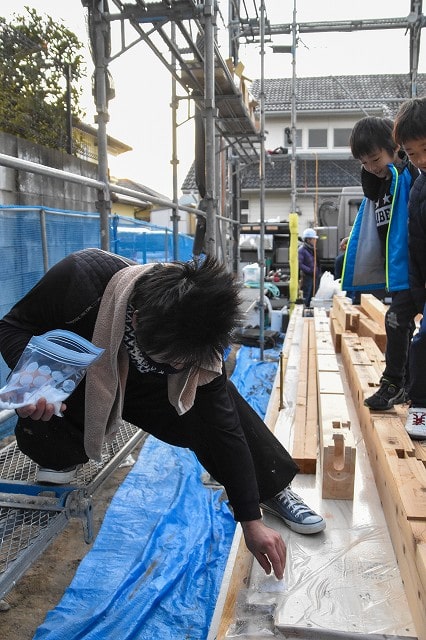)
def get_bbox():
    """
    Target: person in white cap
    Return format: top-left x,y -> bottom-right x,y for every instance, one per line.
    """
298,228 -> 320,307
